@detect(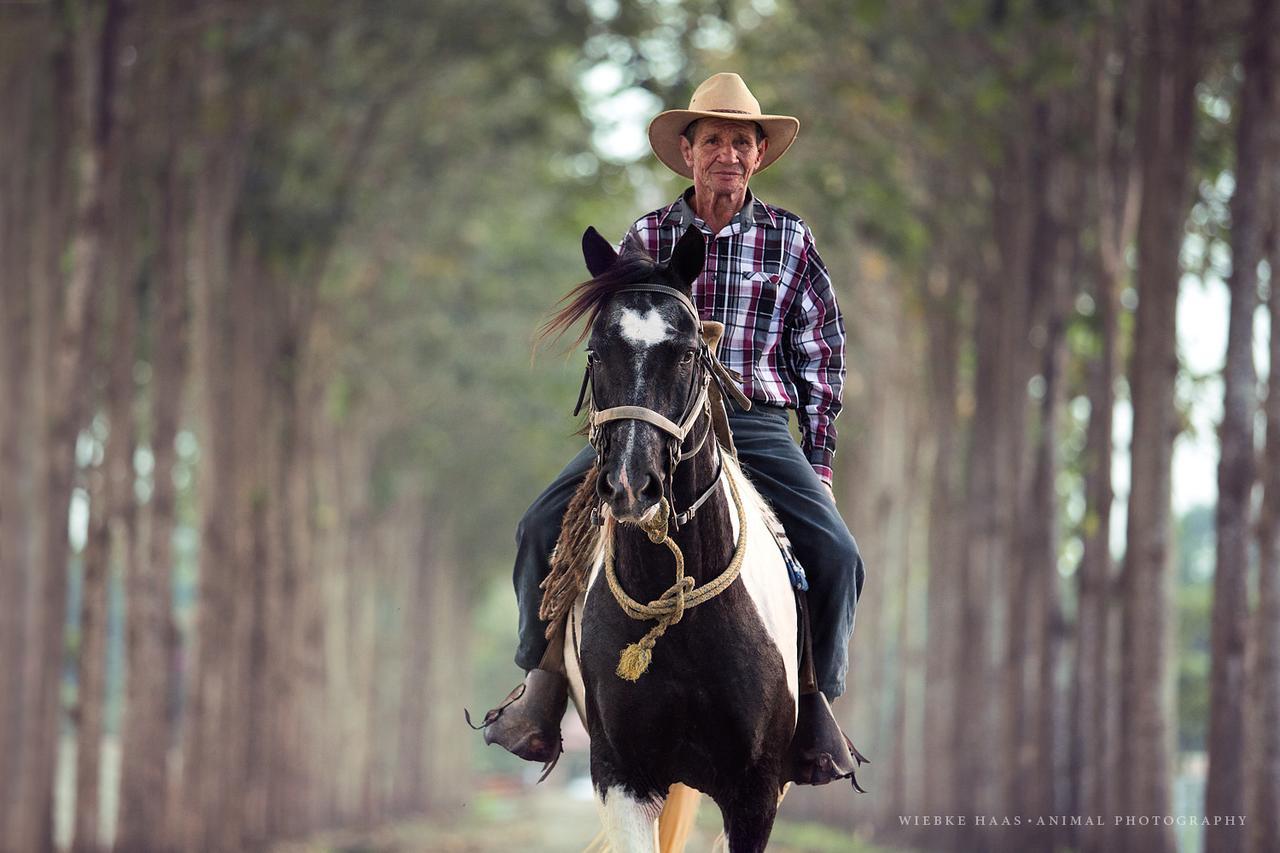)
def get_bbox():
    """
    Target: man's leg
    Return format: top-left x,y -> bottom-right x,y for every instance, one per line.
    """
727,404 -> 864,699
513,444 -> 597,671
727,403 -> 867,787
480,444 -> 595,764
